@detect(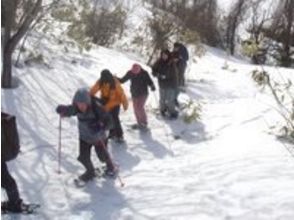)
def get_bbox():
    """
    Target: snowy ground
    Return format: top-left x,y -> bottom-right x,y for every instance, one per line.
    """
1,45 -> 294,220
